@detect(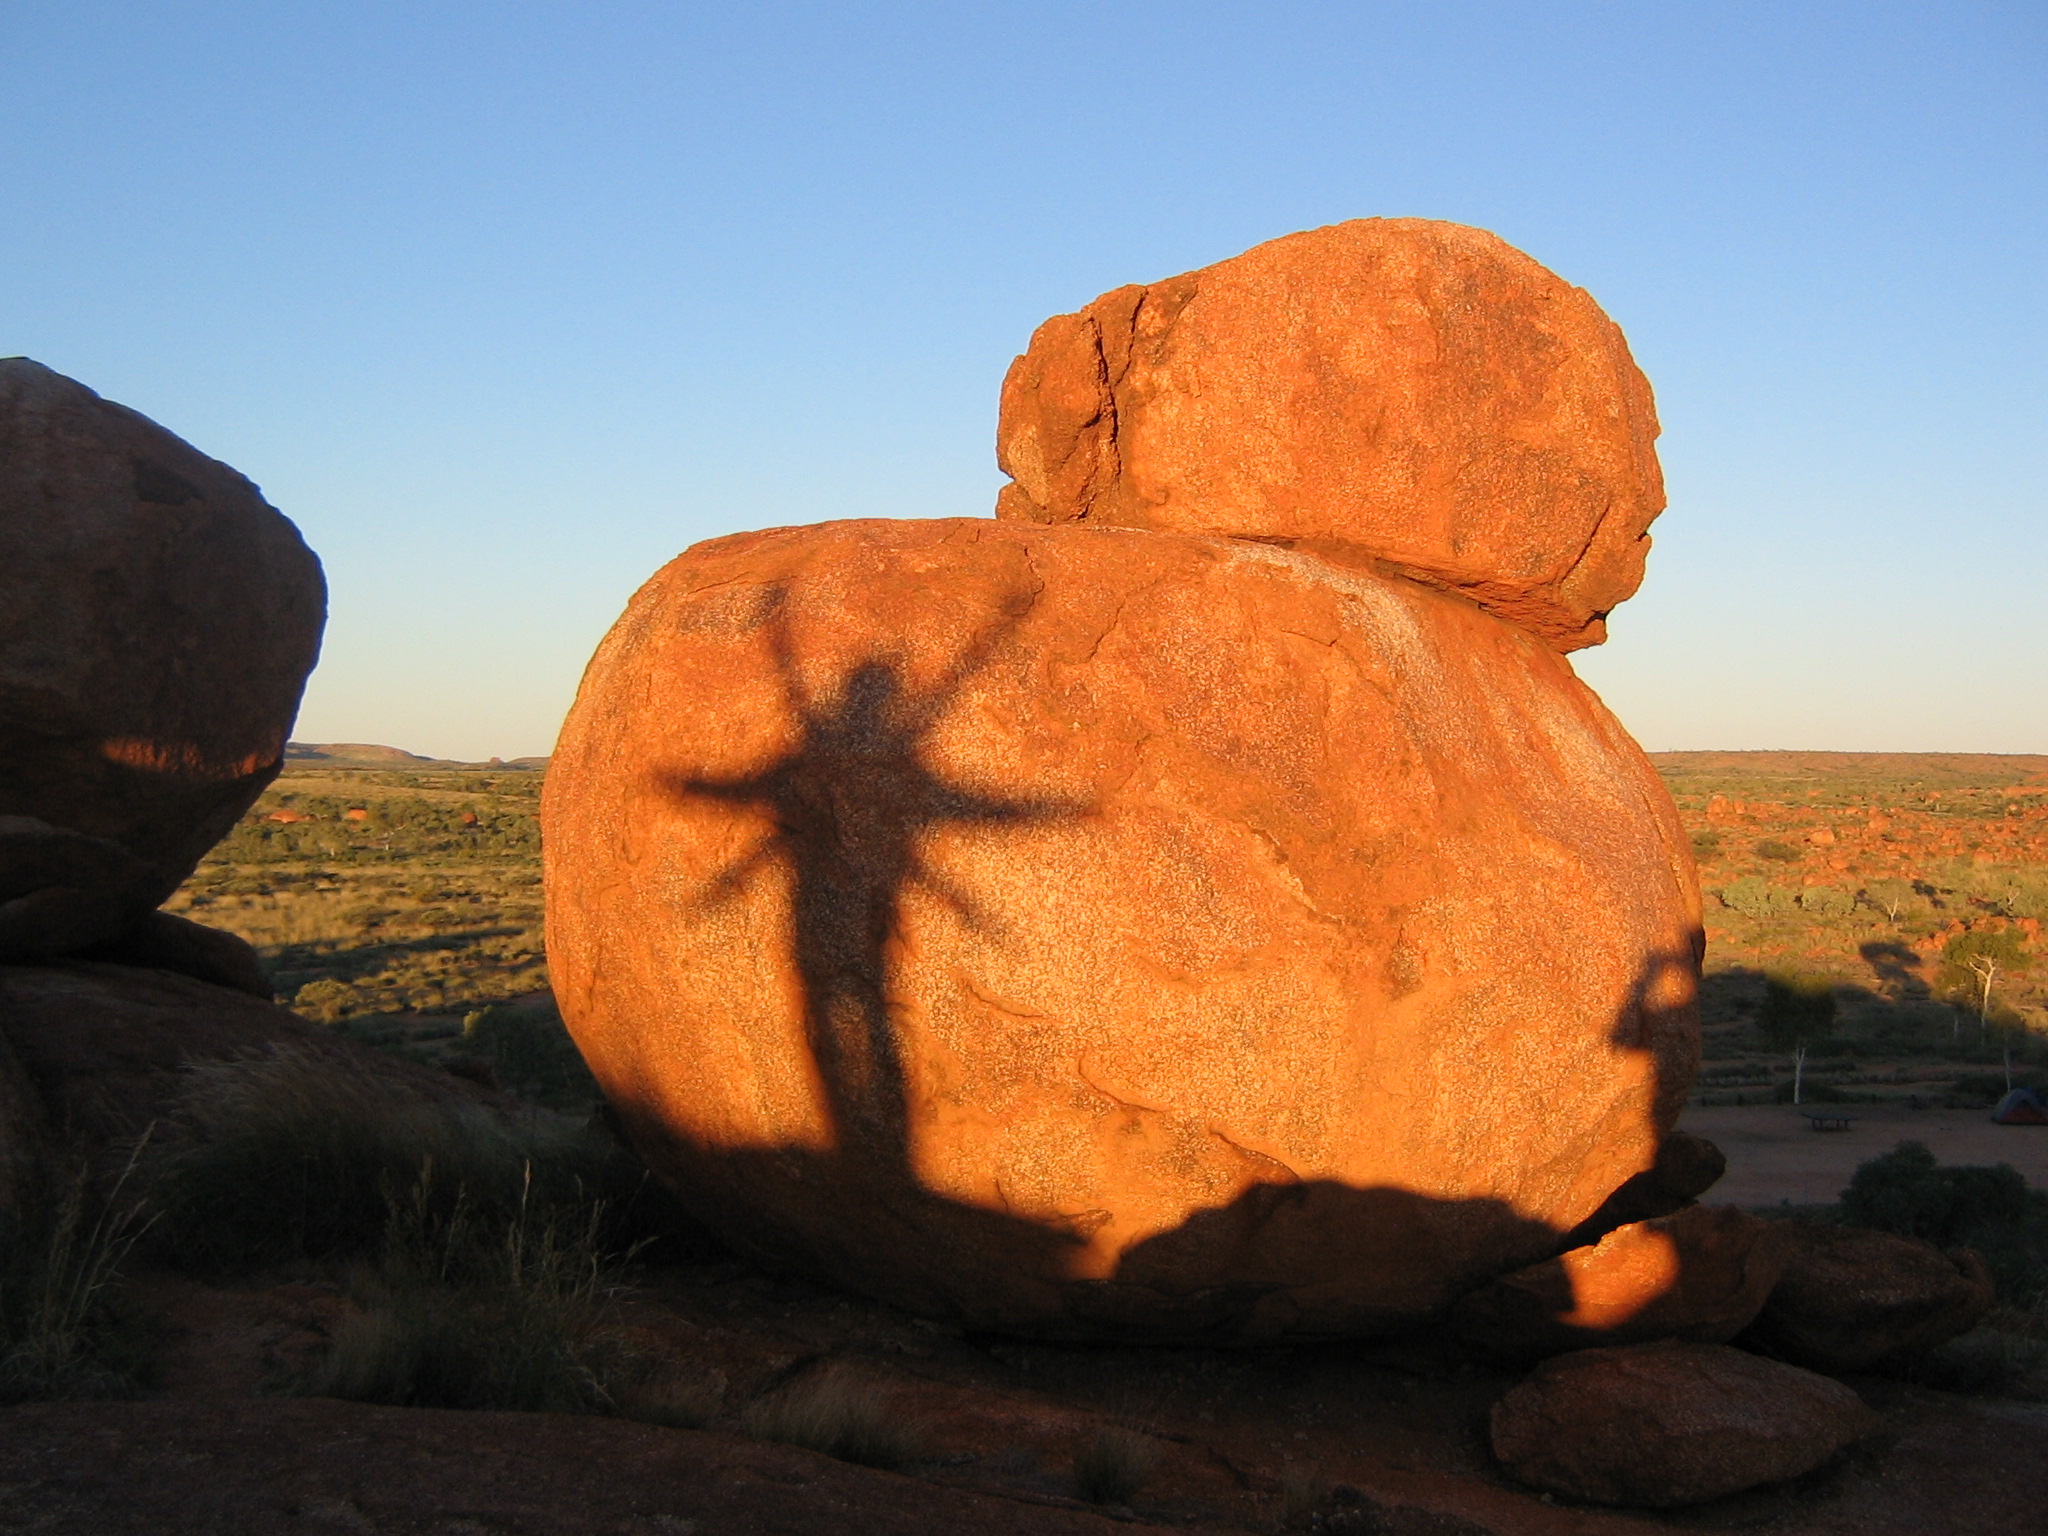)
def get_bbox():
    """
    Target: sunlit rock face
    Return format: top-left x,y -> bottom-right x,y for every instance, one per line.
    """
543,517 -> 1700,1339
995,218 -> 1664,652
0,359 -> 325,961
